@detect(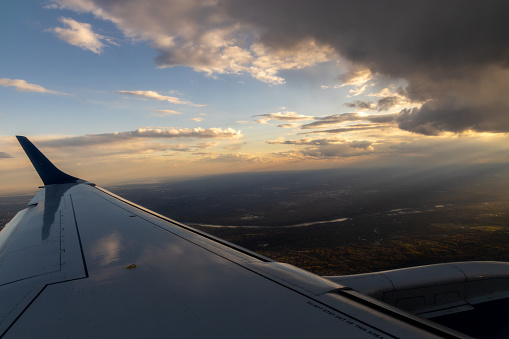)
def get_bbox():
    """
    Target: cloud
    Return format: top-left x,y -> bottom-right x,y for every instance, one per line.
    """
153,109 -> 183,116
344,100 -> 375,110
167,145 -> 192,152
223,1 -> 509,134
37,127 -> 243,148
255,118 -> 270,125
195,142 -> 217,149
367,114 -> 398,123
222,142 -> 246,151
345,95 -> 410,112
267,137 -> 346,145
395,67 -> 509,134
337,67 -> 373,87
376,97 -> 401,111
0,78 -> 65,94
254,111 -> 314,123
0,152 -> 12,159
268,136 -> 373,150
119,90 -> 203,106
347,84 -> 368,97
348,140 -> 373,150
300,113 -> 396,130
202,153 -> 267,163
300,125 -> 379,135
277,123 -> 301,129
334,67 -> 375,97
244,40 -> 334,84
50,0 -> 334,85
300,144 -> 373,159
269,136 -> 375,159
166,142 -> 216,152
301,113 -> 361,129
192,117 -> 203,122
113,127 -> 243,140
49,17 -> 114,54
396,103 -> 507,136
51,1 -> 509,133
